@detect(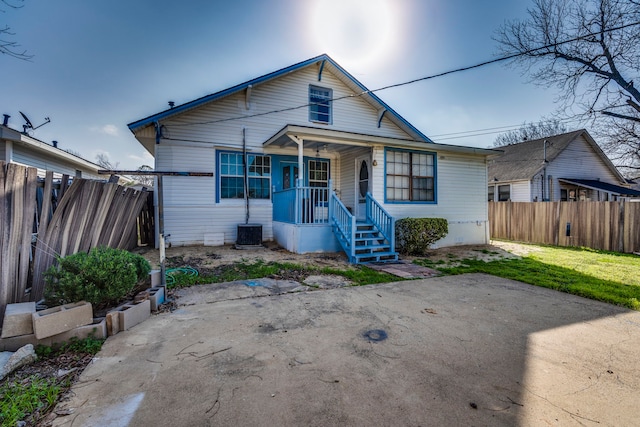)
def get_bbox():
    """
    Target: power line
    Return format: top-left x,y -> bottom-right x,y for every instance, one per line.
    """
166,20 -> 640,130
